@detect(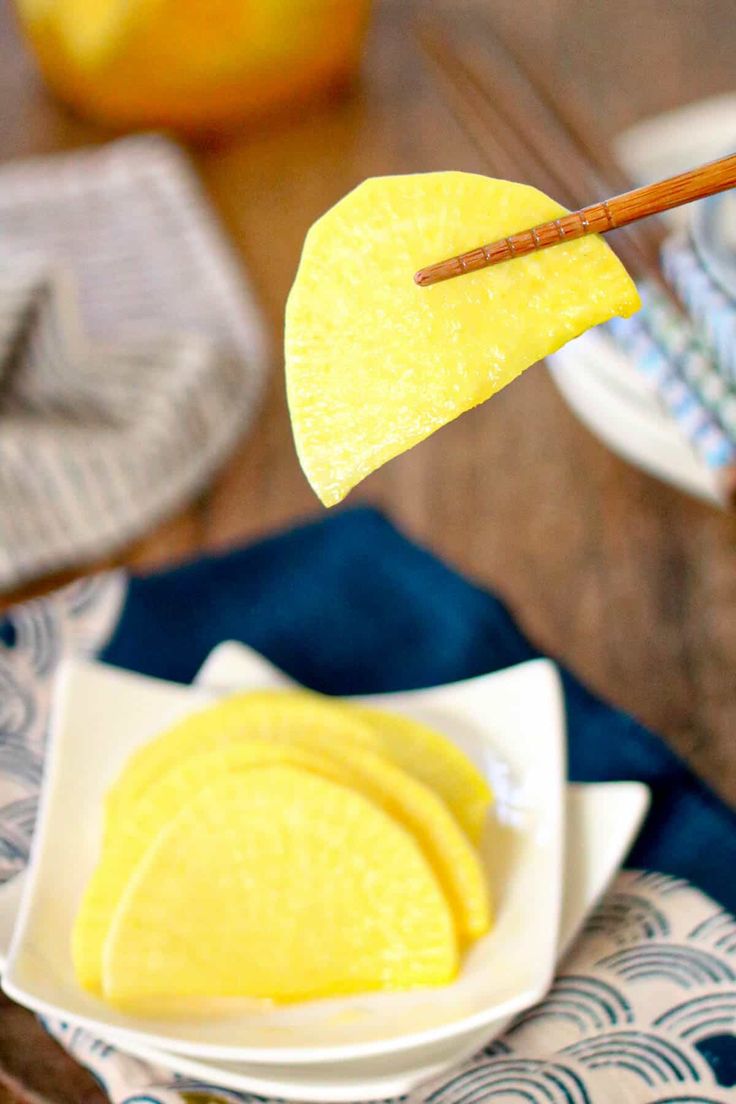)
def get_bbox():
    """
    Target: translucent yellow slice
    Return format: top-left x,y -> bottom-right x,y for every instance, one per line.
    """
311,743 -> 491,945
102,767 -> 458,1005
75,742 -> 342,993
77,734 -> 490,992
105,690 -> 491,846
354,705 -> 492,844
104,690 -> 377,833
285,171 -> 641,505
